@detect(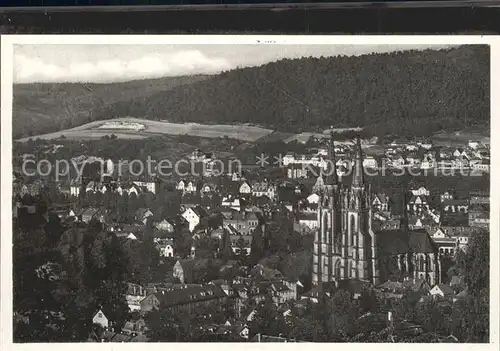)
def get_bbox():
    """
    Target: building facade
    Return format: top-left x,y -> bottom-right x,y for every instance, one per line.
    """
312,135 -> 379,286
